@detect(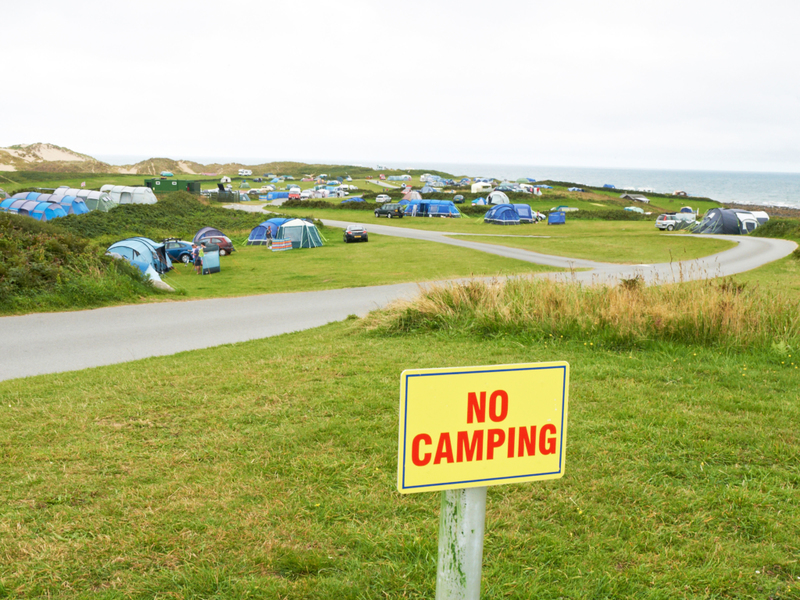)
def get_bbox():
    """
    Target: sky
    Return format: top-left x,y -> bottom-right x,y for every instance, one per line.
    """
3,0 -> 800,172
